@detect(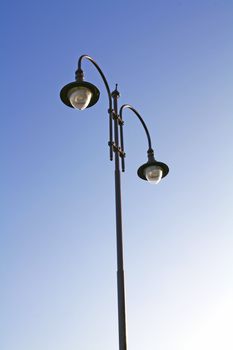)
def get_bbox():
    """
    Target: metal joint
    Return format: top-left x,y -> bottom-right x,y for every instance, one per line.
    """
112,144 -> 126,158
112,111 -> 118,120
118,117 -> 124,126
111,112 -> 124,125
75,68 -> 84,81
147,148 -> 155,162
